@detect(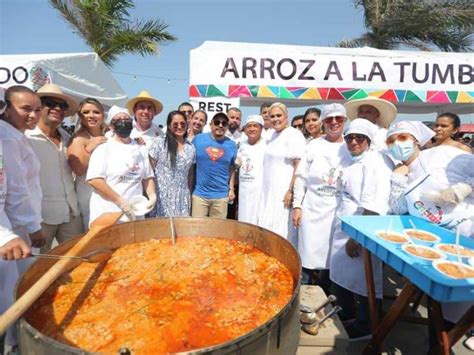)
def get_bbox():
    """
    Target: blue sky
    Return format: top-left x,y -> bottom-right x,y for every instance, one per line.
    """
1,0 -> 472,124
